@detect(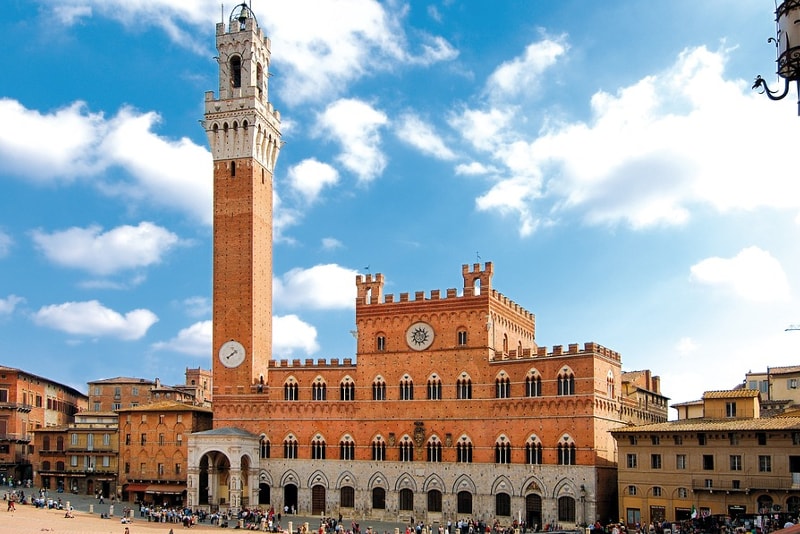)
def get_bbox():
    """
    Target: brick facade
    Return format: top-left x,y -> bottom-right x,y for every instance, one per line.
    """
0,365 -> 86,484
188,3 -> 669,527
